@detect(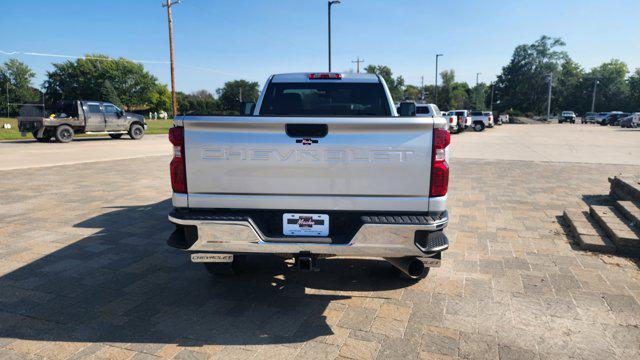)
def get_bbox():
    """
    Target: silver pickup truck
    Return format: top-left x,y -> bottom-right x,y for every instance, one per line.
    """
167,72 -> 450,280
